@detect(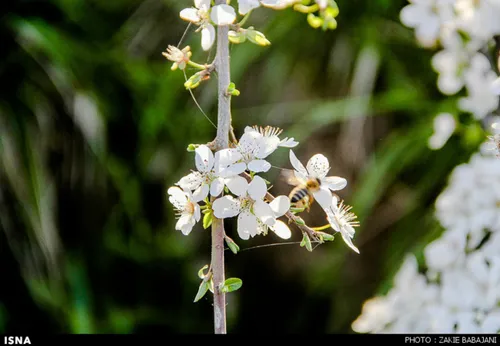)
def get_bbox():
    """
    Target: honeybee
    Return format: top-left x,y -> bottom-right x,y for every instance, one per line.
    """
282,170 -> 321,211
